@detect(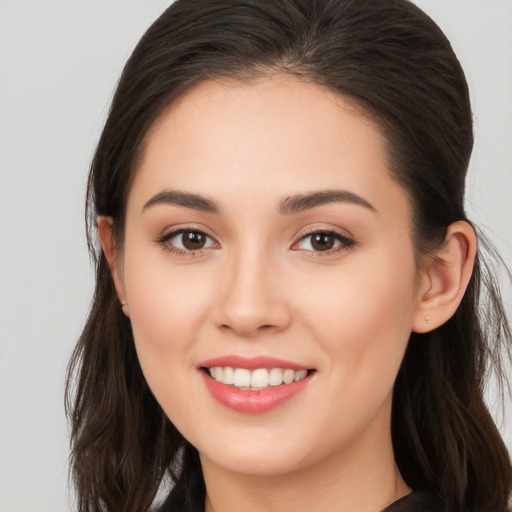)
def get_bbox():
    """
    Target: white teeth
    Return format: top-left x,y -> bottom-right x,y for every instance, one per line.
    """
223,366 -> 234,385
250,369 -> 269,388
268,368 -> 284,386
207,366 -> 310,389
233,368 -> 251,387
294,369 -> 308,381
283,369 -> 295,384
213,367 -> 223,382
